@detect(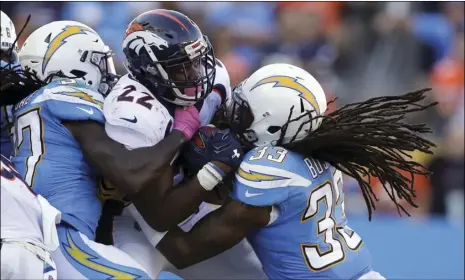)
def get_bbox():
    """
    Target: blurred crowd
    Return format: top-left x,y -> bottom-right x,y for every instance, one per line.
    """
2,1 -> 464,222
